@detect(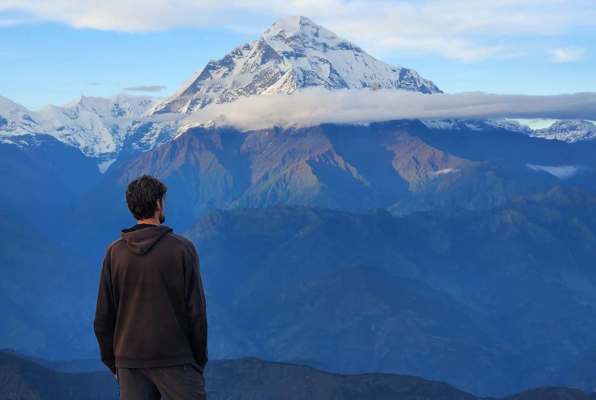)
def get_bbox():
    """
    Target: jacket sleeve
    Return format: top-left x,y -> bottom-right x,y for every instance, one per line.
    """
184,243 -> 208,369
93,247 -> 117,374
